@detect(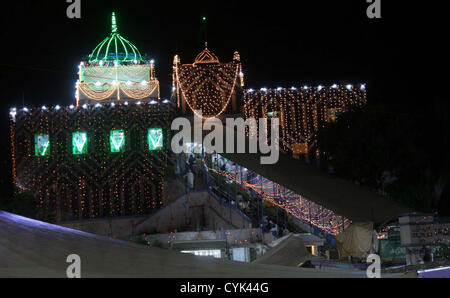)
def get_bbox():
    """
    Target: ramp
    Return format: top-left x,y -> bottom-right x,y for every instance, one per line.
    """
253,234 -> 315,267
0,211 -> 391,278
191,118 -> 411,224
